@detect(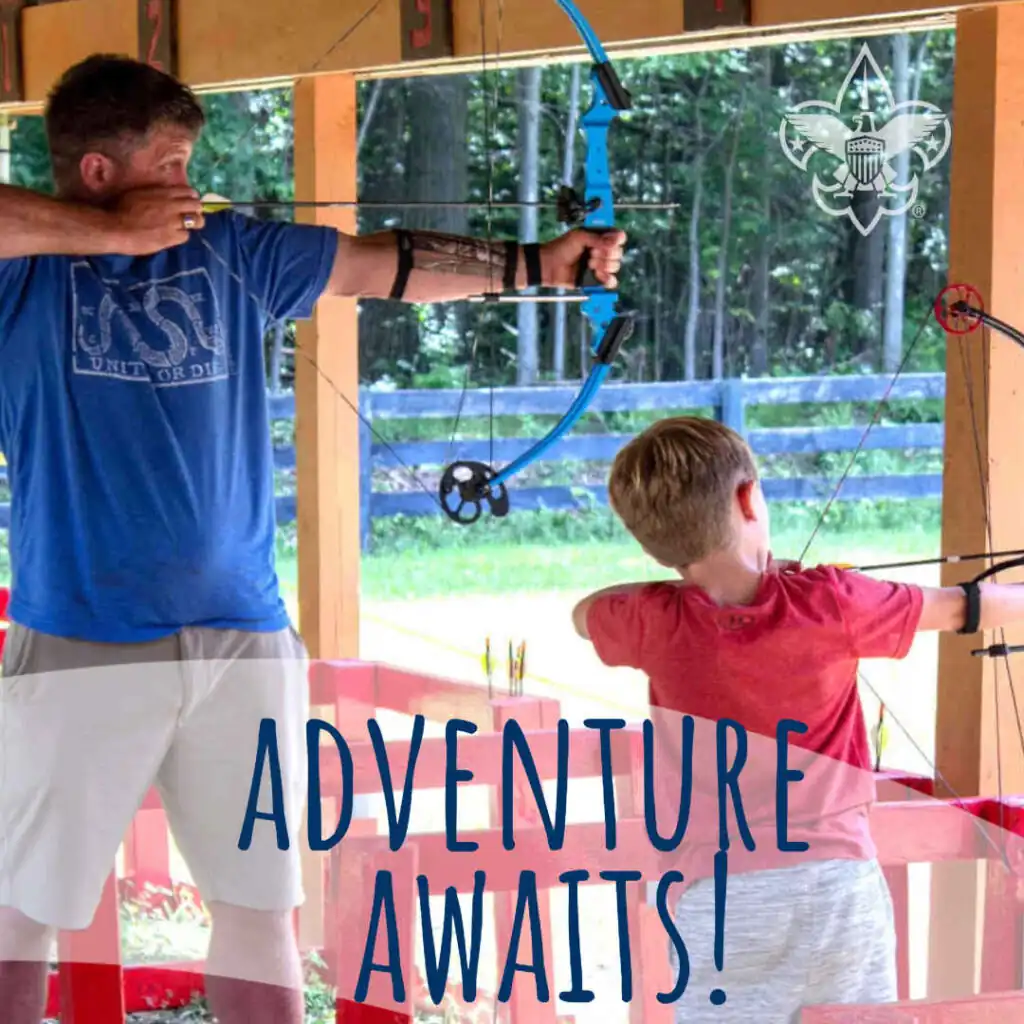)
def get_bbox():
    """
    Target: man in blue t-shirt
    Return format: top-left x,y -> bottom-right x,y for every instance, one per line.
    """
0,55 -> 625,1024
